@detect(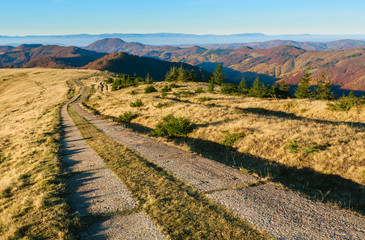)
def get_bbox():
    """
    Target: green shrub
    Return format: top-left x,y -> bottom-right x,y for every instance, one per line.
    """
130,99 -> 144,107
161,85 -> 172,93
145,85 -> 158,94
105,77 -> 113,84
170,83 -> 178,88
173,91 -> 194,97
284,140 -> 302,153
152,114 -> 195,138
0,155 -> 6,164
161,92 -> 168,98
303,145 -> 321,154
117,112 -> 139,123
156,102 -> 174,108
130,90 -> 138,95
220,83 -> 240,95
194,87 -> 204,93
327,93 -> 364,111
221,130 -> 245,147
303,145 -> 327,154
